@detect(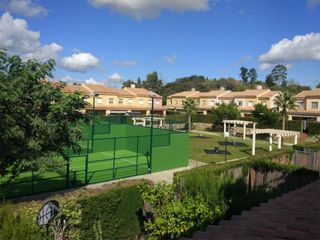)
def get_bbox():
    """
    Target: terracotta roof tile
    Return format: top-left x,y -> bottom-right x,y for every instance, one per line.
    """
295,88 -> 320,98
123,87 -> 162,98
